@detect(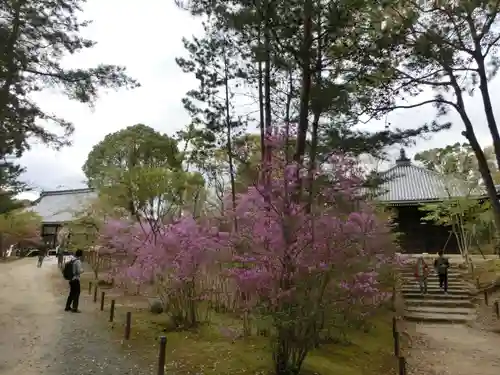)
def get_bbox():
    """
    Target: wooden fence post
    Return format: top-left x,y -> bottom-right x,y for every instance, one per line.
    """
391,285 -> 396,312
393,331 -> 400,356
109,300 -> 115,322
88,281 -> 92,295
100,291 -> 105,311
157,336 -> 167,375
495,301 -> 499,319
93,284 -> 98,303
124,312 -> 132,340
484,290 -> 489,306
398,357 -> 406,375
